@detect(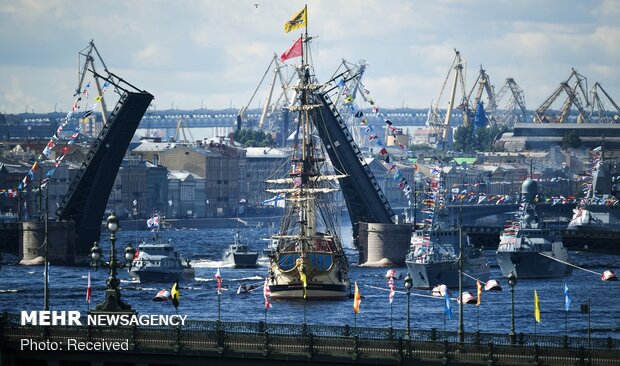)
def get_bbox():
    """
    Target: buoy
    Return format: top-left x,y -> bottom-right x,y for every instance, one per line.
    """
385,269 -> 397,279
153,289 -> 171,302
601,270 -> 618,281
457,291 -> 476,304
484,279 -> 502,291
432,284 -> 447,297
